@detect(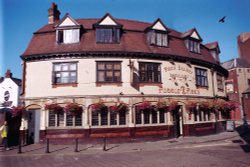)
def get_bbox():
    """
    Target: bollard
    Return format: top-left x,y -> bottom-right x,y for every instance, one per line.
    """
75,138 -> 79,152
103,137 -> 106,151
46,138 -> 50,153
18,135 -> 22,154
